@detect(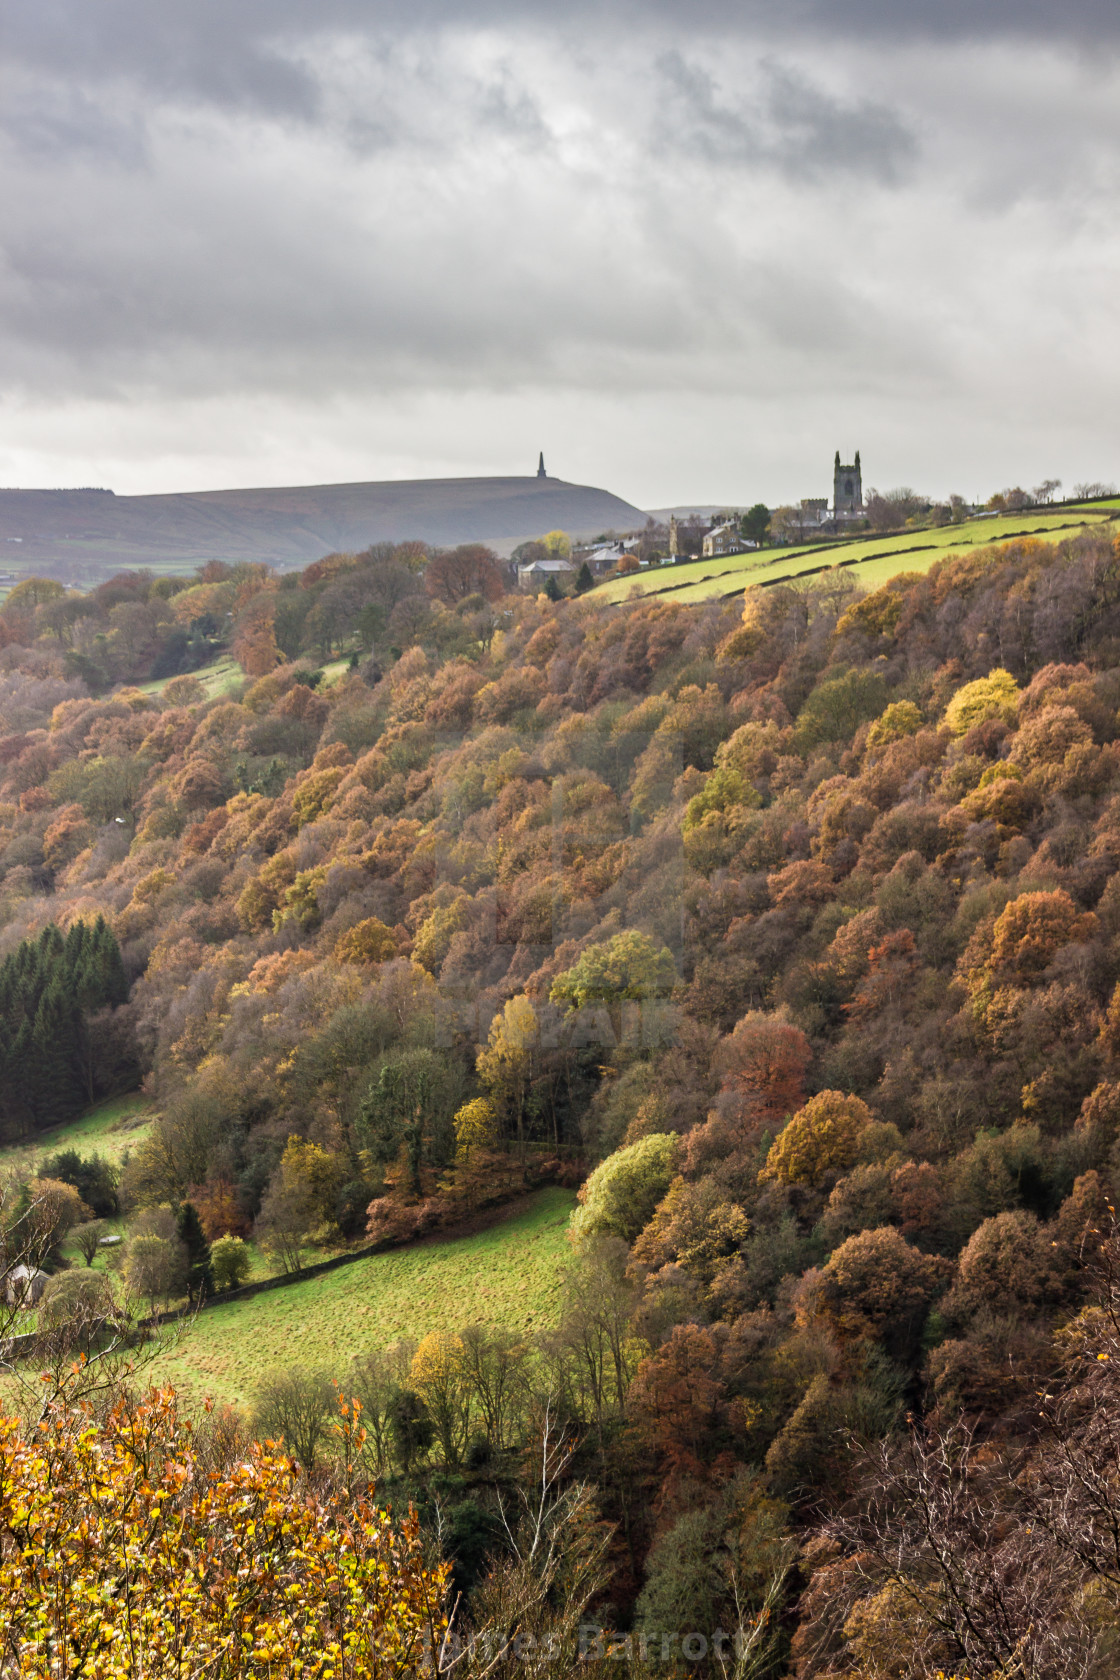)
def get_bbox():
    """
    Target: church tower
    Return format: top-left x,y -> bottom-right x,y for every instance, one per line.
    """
833,449 -> 862,516
537,452 -> 547,479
